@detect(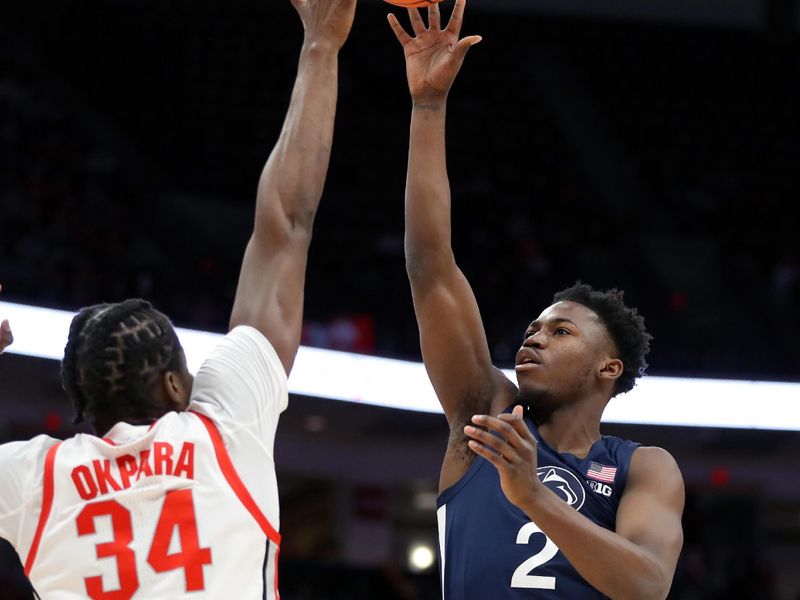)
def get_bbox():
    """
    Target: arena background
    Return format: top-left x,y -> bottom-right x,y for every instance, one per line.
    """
1,0 -> 799,597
